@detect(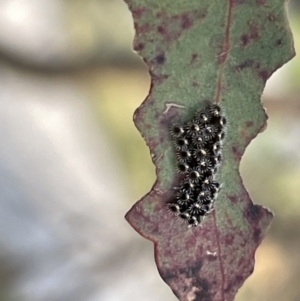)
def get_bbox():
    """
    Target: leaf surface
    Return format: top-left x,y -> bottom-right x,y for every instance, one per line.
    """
125,1 -> 294,300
